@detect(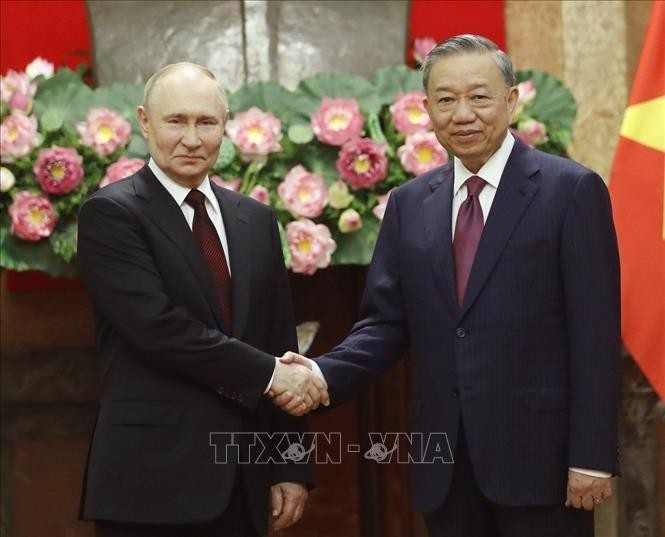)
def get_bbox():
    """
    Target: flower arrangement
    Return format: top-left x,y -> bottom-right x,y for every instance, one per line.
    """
0,54 -> 576,277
